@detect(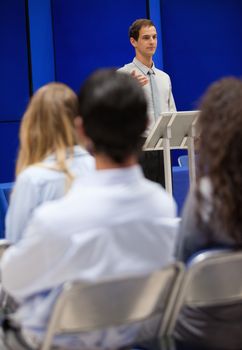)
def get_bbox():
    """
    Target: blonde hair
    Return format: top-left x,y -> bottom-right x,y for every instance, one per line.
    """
16,83 -> 79,187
